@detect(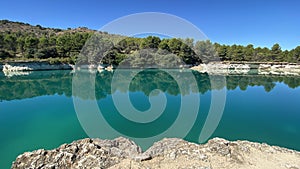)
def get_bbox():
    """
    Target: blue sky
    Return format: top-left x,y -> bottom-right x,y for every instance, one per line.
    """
1,0 -> 299,50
